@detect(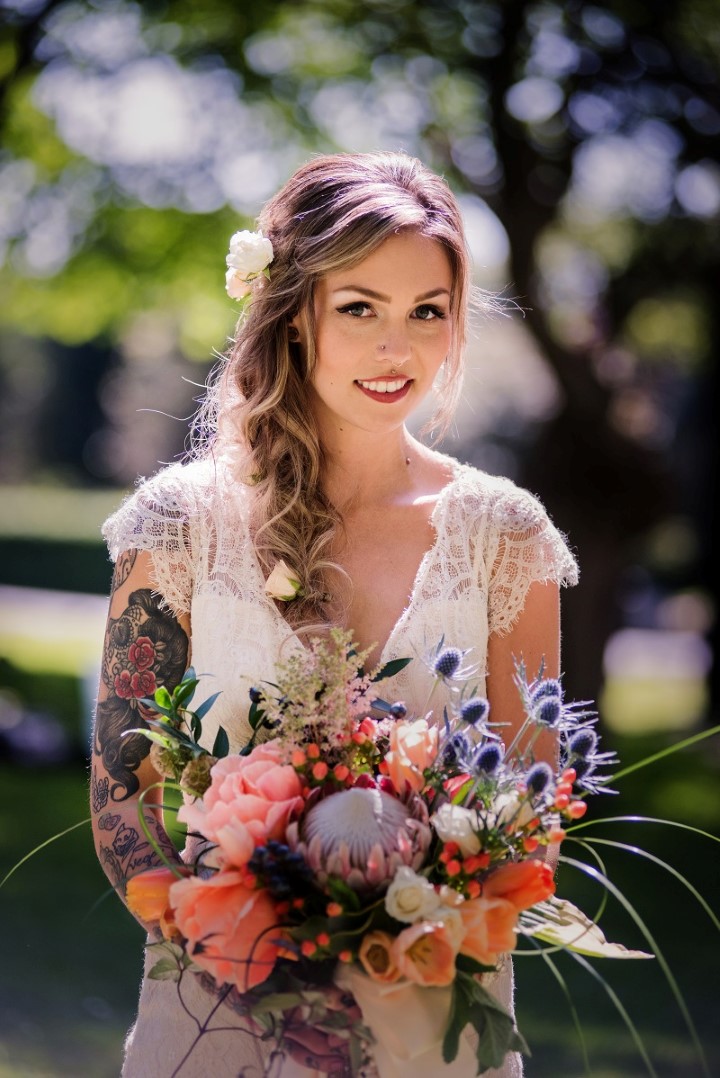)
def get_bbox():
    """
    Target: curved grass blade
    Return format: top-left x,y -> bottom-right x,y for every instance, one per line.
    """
560,853 -> 710,1077
528,935 -> 591,1075
565,948 -> 659,1077
138,782 -> 186,878
1,816 -> 90,890
568,815 -> 720,844
611,724 -> 720,783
